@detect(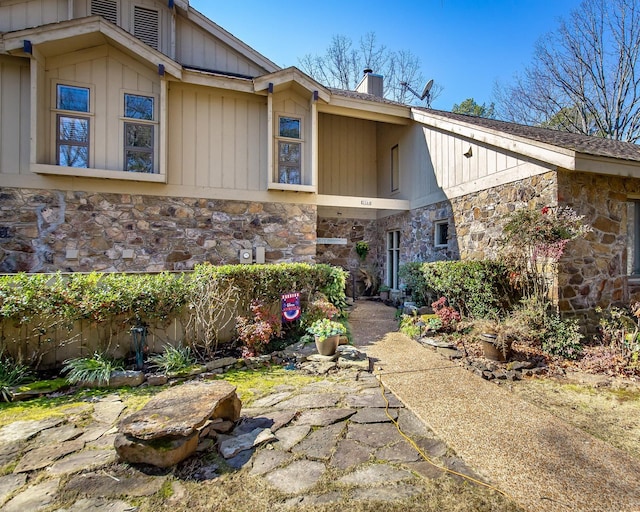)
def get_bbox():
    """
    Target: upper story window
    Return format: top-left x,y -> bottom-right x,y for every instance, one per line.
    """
277,116 -> 302,185
91,0 -> 118,24
134,6 -> 159,50
55,85 -> 91,168
123,93 -> 156,173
